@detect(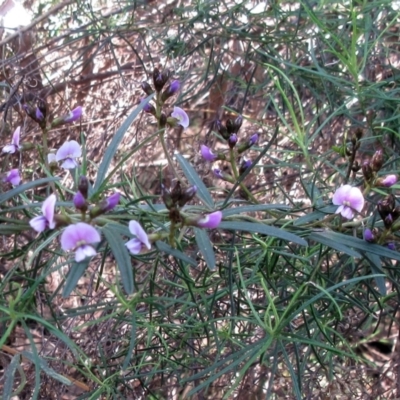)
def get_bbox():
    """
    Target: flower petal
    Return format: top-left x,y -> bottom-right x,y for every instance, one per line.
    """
56,140 -> 82,161
197,211 -> 222,229
42,194 -> 56,229
2,144 -> 16,154
61,224 -> 81,251
60,158 -> 78,169
335,205 -> 344,215
200,145 -> 216,162
332,185 -> 352,206
340,206 -> 354,220
75,244 -> 97,262
125,238 -> 142,254
12,126 -> 20,146
29,216 -> 47,233
75,222 -> 101,244
348,187 -> 364,212
128,220 -> 151,249
171,106 -> 189,129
